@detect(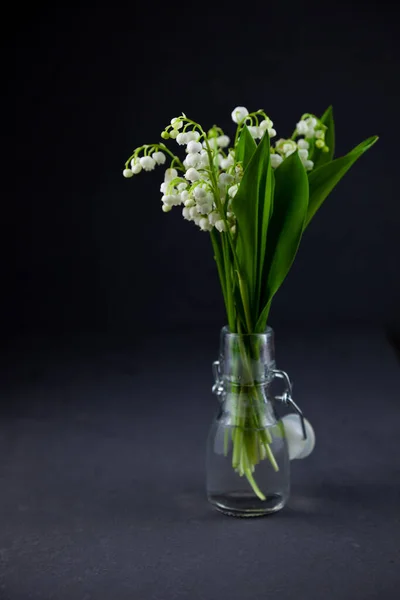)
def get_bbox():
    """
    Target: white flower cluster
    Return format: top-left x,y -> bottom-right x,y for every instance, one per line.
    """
273,138 -> 314,171
157,120 -> 239,233
231,106 -> 277,140
295,115 -> 329,151
122,150 -> 166,178
123,106 -> 329,233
